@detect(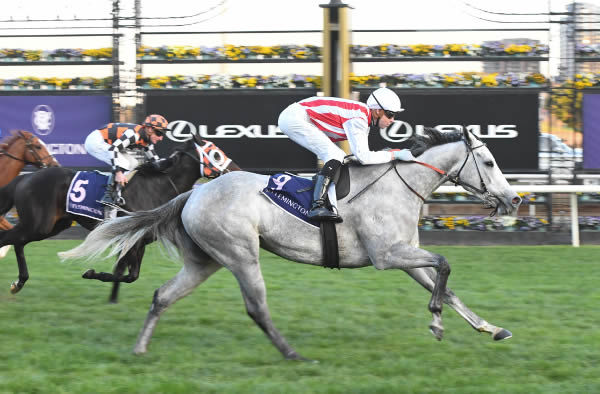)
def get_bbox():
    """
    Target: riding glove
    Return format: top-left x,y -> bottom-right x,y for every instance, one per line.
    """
392,149 -> 416,162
